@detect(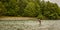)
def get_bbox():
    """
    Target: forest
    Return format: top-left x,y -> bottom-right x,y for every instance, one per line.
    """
0,0 -> 60,20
